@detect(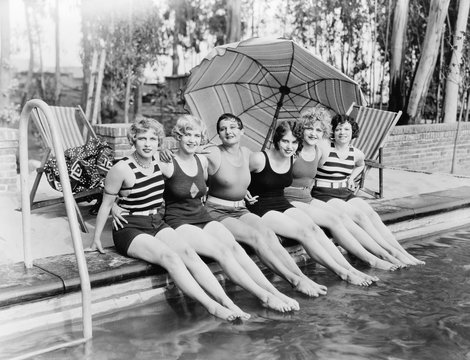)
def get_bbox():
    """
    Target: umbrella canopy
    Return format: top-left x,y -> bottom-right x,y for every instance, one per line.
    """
184,37 -> 366,150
